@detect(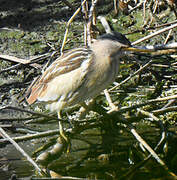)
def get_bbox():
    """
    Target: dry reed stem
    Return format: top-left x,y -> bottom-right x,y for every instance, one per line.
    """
0,53 -> 50,74
110,60 -> 153,91
132,23 -> 177,45
86,0 -> 99,46
60,0 -> 87,54
0,127 -> 46,176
